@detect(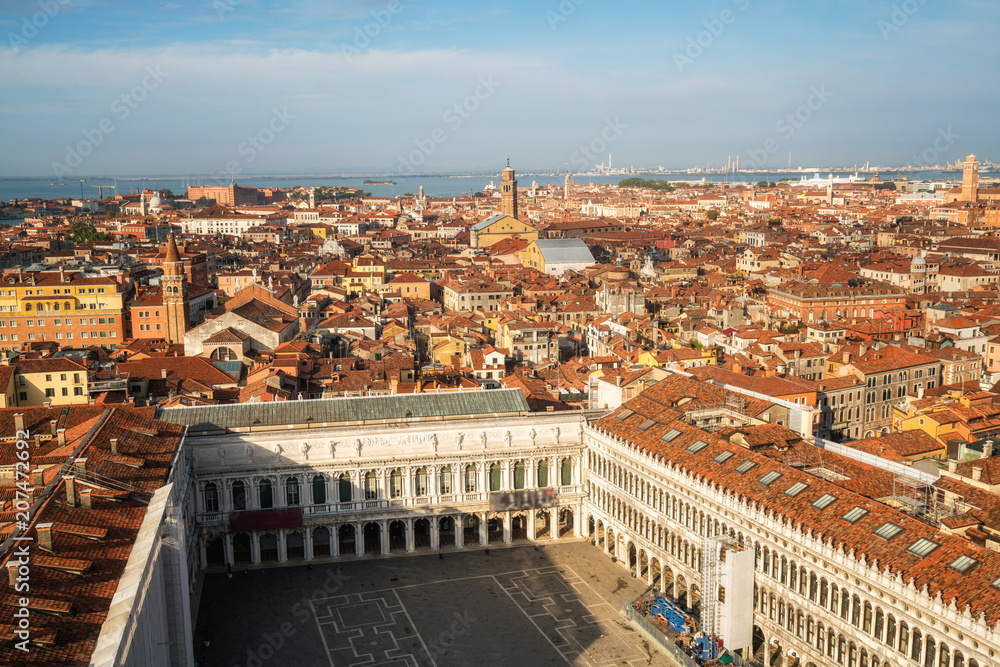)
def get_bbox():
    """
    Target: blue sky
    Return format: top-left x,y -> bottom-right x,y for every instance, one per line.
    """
0,0 -> 996,177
